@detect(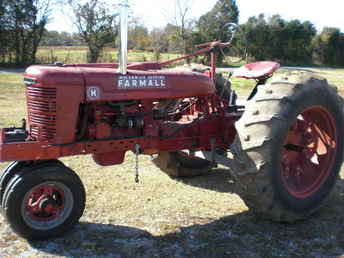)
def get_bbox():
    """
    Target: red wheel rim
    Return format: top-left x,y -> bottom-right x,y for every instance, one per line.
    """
21,181 -> 74,230
25,184 -> 65,222
282,106 -> 337,199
